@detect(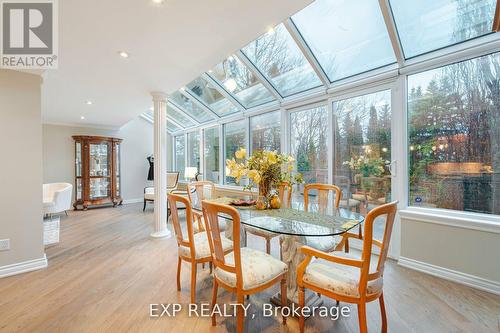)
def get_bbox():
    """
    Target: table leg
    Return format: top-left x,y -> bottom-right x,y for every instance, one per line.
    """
271,235 -> 323,311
